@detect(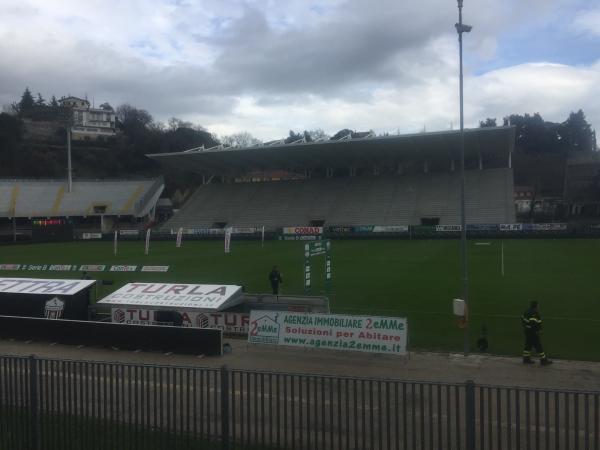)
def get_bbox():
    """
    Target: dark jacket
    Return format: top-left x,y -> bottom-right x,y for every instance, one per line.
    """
521,308 -> 543,333
269,270 -> 282,286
